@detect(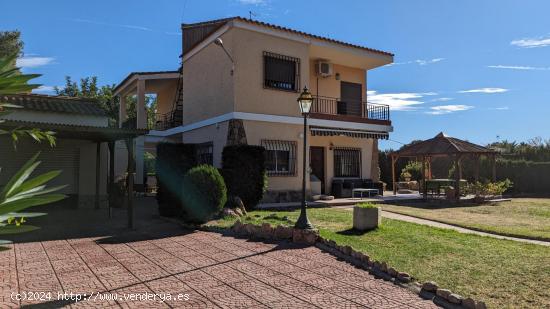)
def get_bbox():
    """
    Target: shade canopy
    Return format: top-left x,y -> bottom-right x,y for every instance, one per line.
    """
393,132 -> 496,157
